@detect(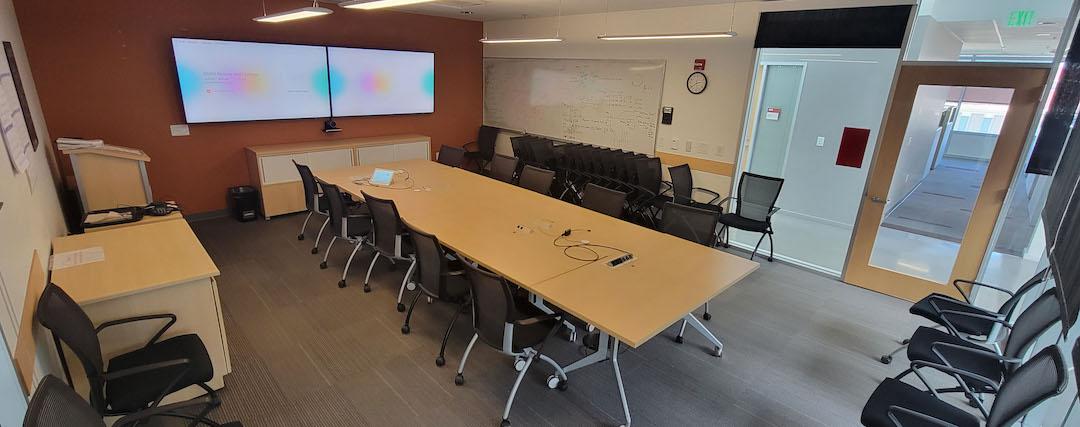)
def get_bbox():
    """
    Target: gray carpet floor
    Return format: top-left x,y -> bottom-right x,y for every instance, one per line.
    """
183,213 -> 942,426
